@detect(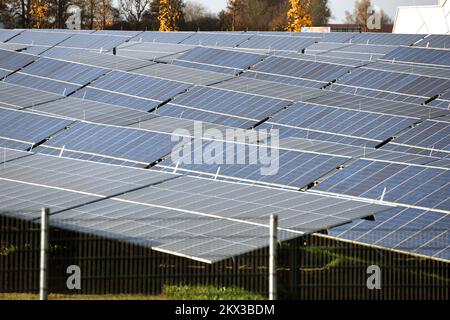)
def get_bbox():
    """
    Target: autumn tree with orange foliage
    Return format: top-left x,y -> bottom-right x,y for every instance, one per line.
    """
286,0 -> 312,32
158,0 -> 182,31
29,0 -> 48,28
